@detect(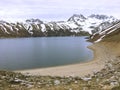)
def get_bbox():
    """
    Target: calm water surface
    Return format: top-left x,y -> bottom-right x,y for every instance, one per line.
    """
0,37 -> 93,70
